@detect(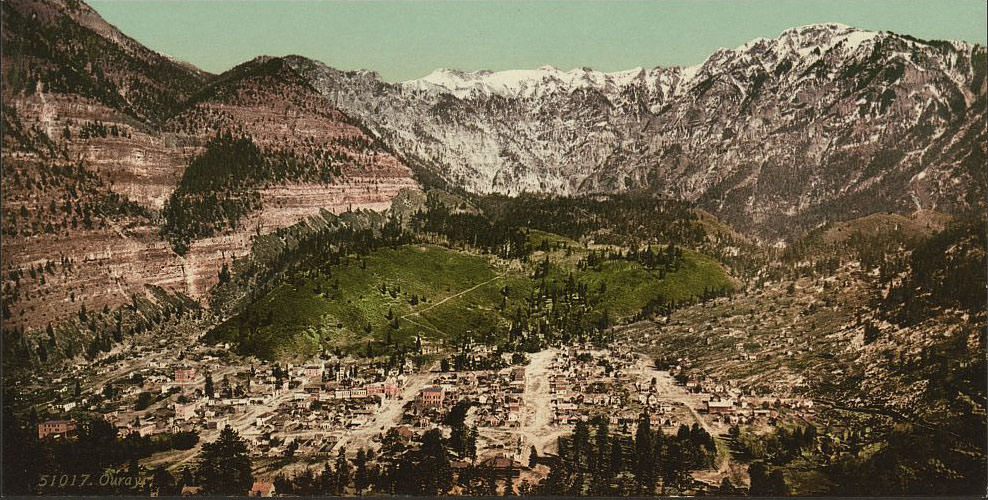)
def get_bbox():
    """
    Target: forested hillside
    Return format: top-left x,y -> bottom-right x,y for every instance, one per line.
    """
202,189 -> 737,361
